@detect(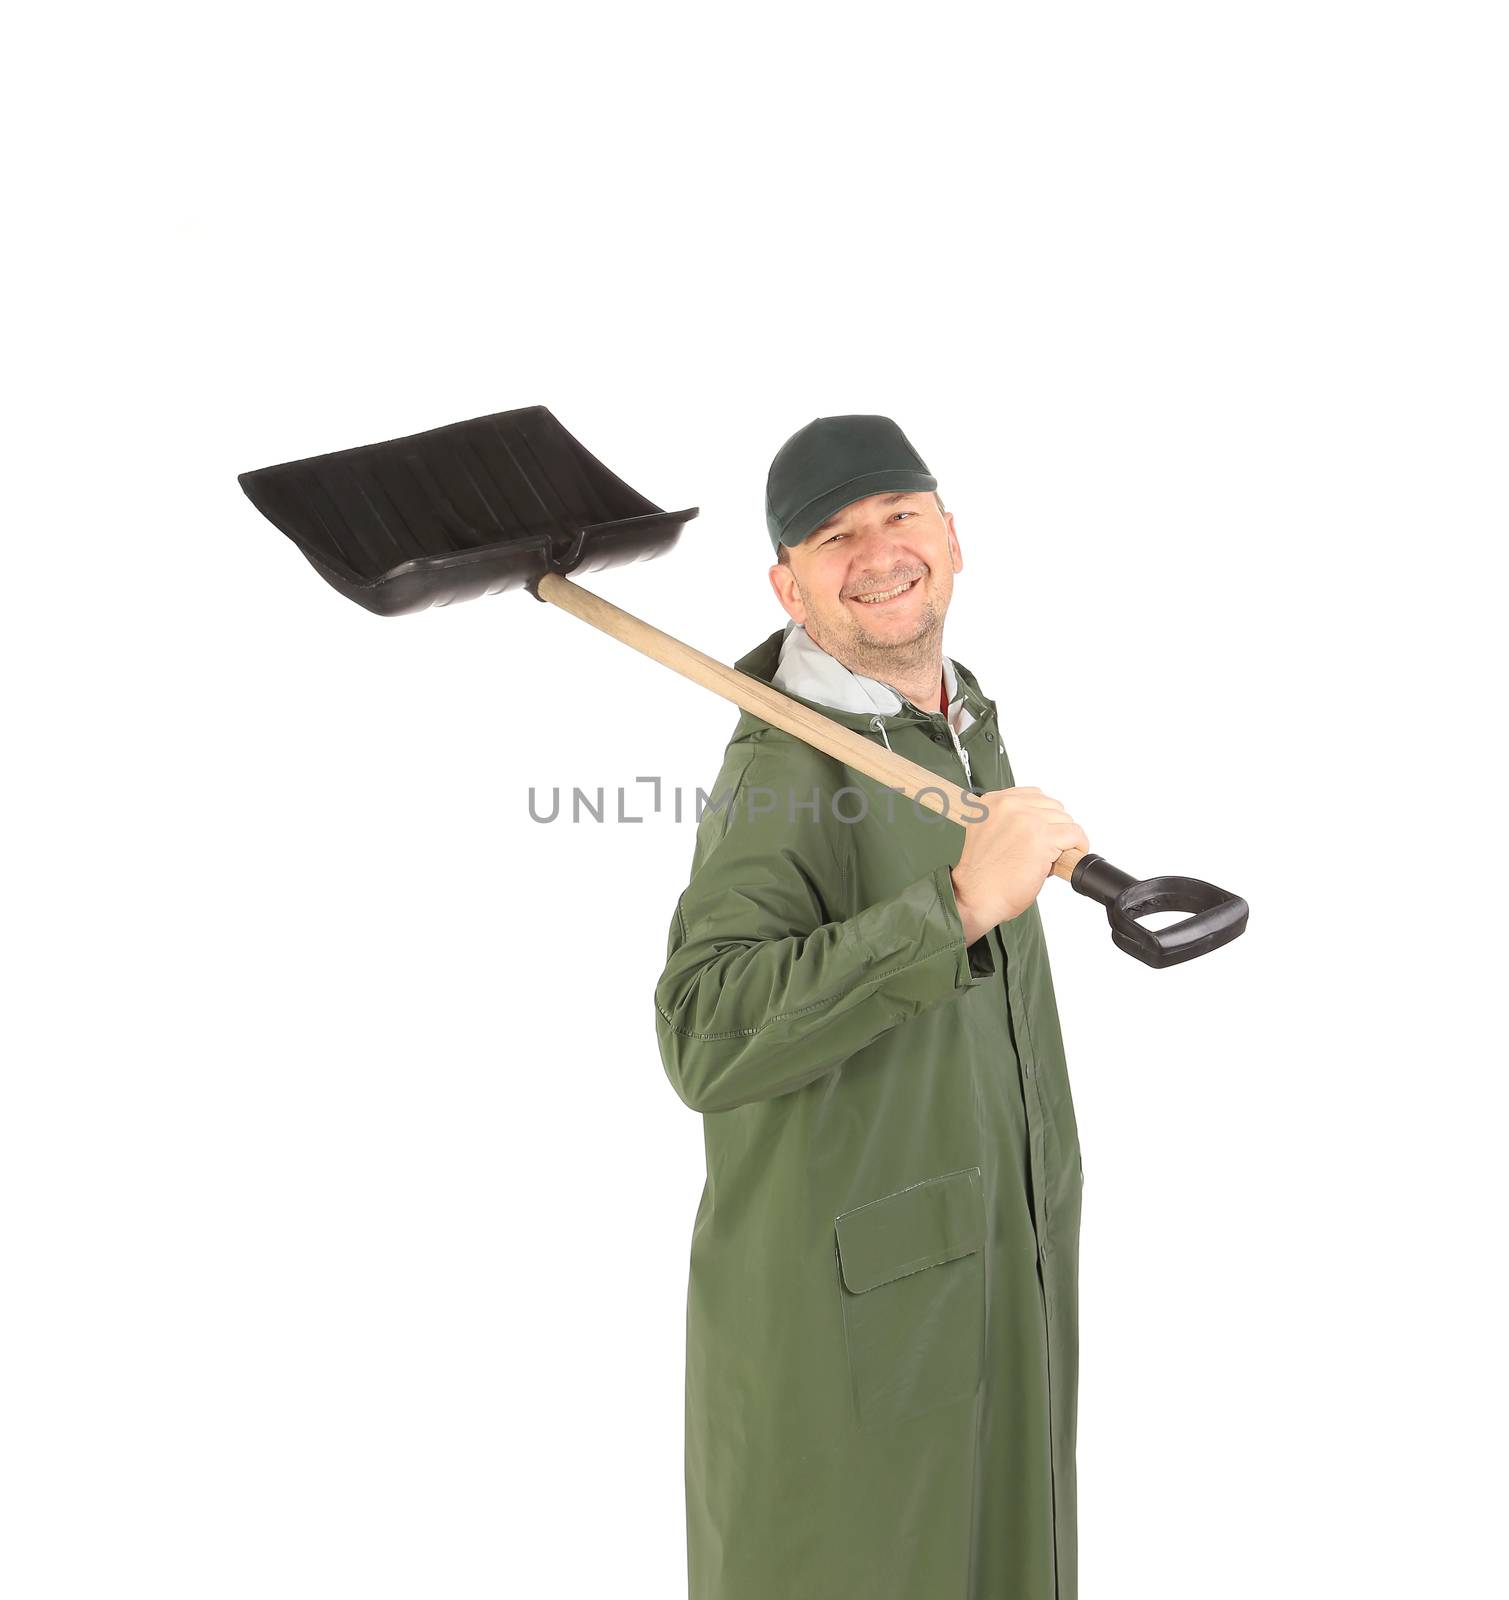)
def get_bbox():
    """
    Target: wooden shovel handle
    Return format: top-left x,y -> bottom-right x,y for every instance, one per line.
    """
535,572 -> 1087,883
